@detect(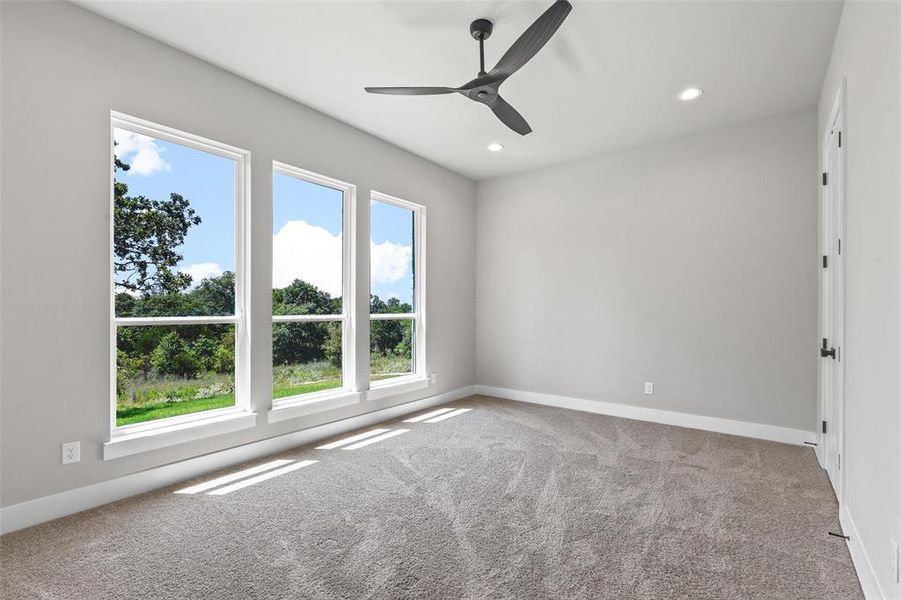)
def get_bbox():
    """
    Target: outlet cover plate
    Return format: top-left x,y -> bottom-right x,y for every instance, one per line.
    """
62,441 -> 80,465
